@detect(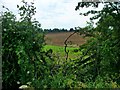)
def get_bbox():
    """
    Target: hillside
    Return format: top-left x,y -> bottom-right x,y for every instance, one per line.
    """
45,32 -> 86,47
